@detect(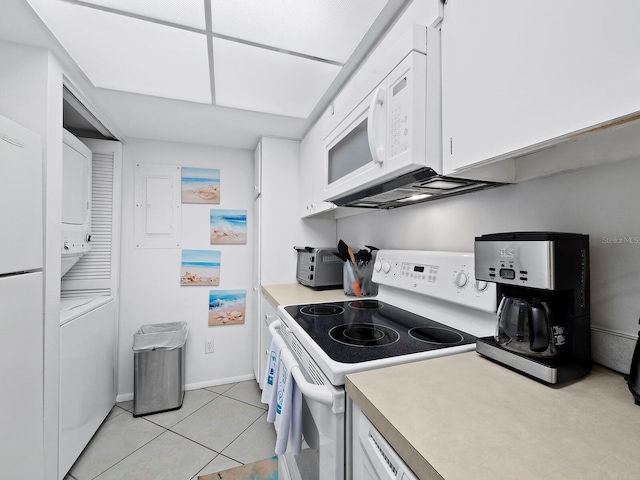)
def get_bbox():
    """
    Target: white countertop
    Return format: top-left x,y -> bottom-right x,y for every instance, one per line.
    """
261,282 -> 353,306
